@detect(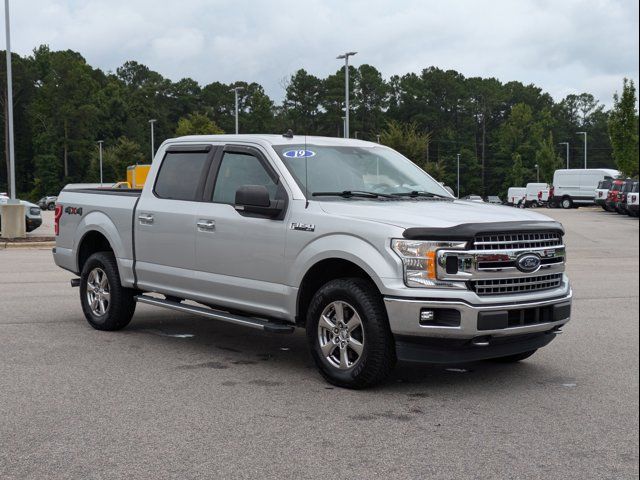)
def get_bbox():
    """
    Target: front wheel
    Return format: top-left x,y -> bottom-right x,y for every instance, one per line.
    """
306,278 -> 396,389
80,251 -> 136,331
489,349 -> 537,363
